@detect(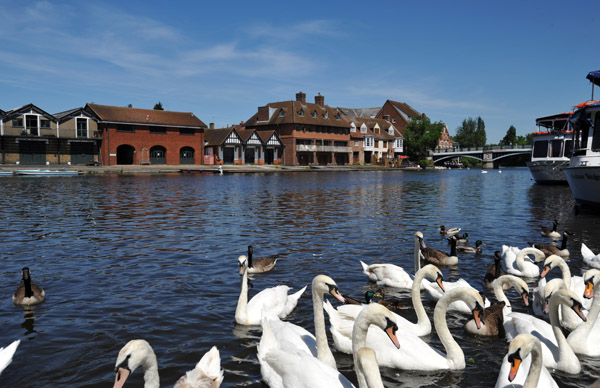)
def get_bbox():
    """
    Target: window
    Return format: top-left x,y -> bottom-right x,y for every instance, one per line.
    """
334,141 -> 346,147
117,124 -> 135,132
532,140 -> 549,158
298,109 -> 304,117
25,115 -> 38,136
179,128 -> 195,135
323,111 -> 329,119
150,126 -> 167,134
279,108 -> 285,117
76,118 -> 88,138
40,119 -> 51,128
312,110 -> 318,118
335,113 -> 340,120
355,140 -> 359,146
392,118 -> 396,123
350,124 -> 356,133
550,139 -> 563,157
12,118 -> 23,127
592,116 -> 600,152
